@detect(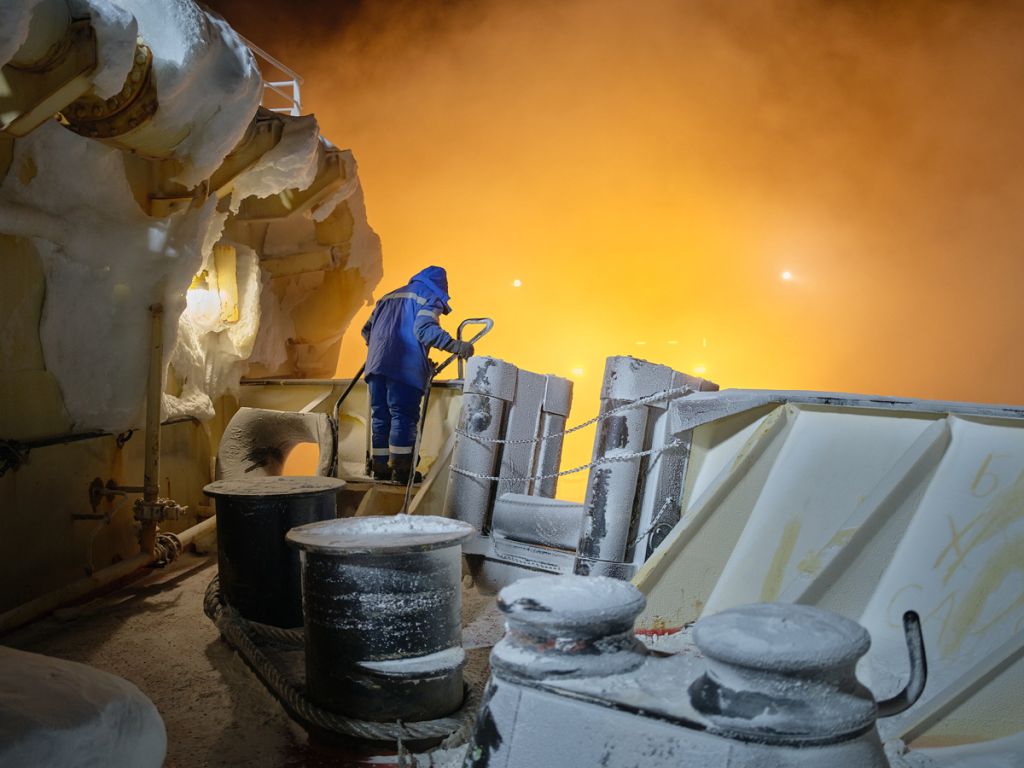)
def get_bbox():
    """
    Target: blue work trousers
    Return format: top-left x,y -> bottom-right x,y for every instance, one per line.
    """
367,374 -> 423,465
